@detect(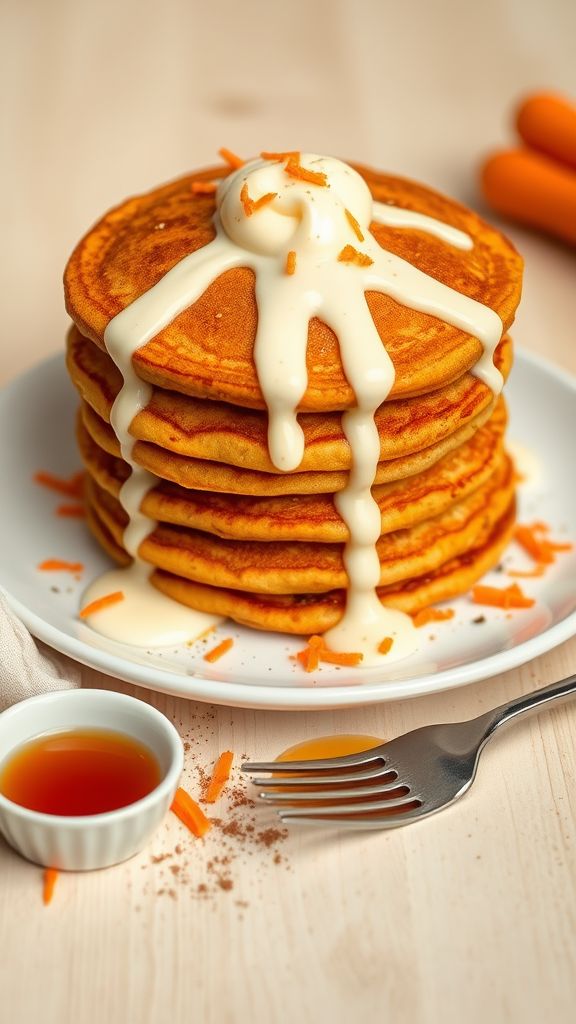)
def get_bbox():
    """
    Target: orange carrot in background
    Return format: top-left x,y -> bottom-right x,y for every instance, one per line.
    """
204,752 -> 234,803
79,591 -> 124,619
480,148 -> 576,245
171,787 -> 211,838
34,470 -> 84,498
516,92 -> 576,170
43,868 -> 59,905
56,504 -> 86,518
